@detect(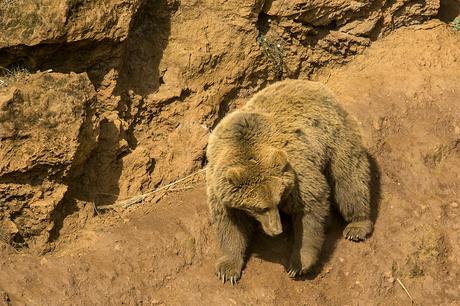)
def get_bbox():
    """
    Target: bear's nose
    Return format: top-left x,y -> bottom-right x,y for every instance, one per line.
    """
269,220 -> 283,236
270,226 -> 283,236
263,225 -> 282,237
